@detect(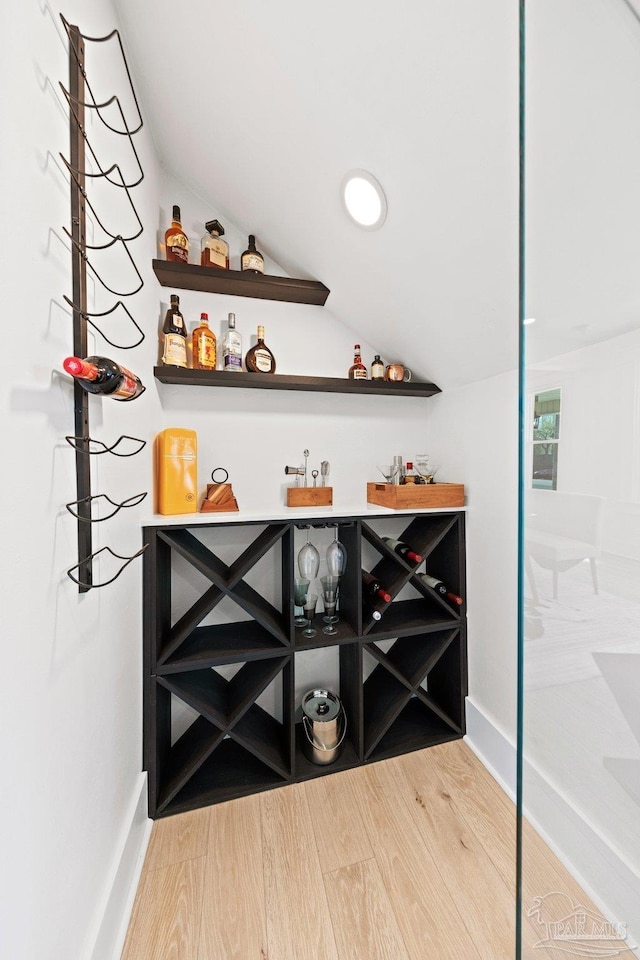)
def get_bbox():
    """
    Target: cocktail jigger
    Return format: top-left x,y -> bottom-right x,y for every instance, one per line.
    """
285,465 -> 305,487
